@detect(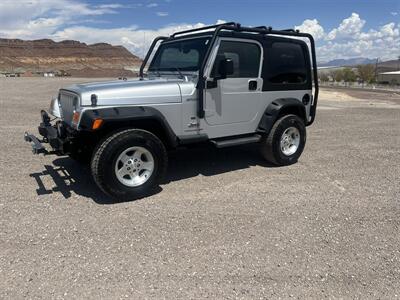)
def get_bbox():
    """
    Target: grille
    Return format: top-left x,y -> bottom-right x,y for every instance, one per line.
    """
59,91 -> 78,124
